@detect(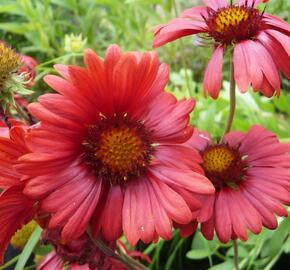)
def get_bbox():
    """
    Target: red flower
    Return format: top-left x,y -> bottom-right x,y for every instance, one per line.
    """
184,126 -> 290,243
153,0 -> 290,99
18,45 -> 214,245
19,54 -> 38,88
0,126 -> 37,263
